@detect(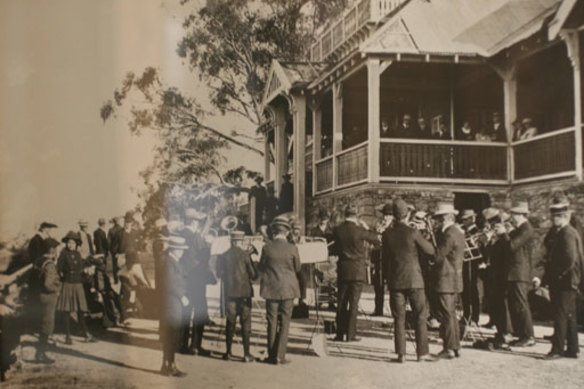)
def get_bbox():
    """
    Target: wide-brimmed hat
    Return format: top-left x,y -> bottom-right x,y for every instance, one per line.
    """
270,215 -> 291,230
44,238 -> 60,251
39,222 -> 57,230
62,231 -> 82,245
510,201 -> 529,215
482,208 -> 499,222
230,231 -> 245,241
393,199 -> 409,219
167,235 -> 189,250
185,208 -> 206,221
433,202 -> 459,217
460,209 -> 476,220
